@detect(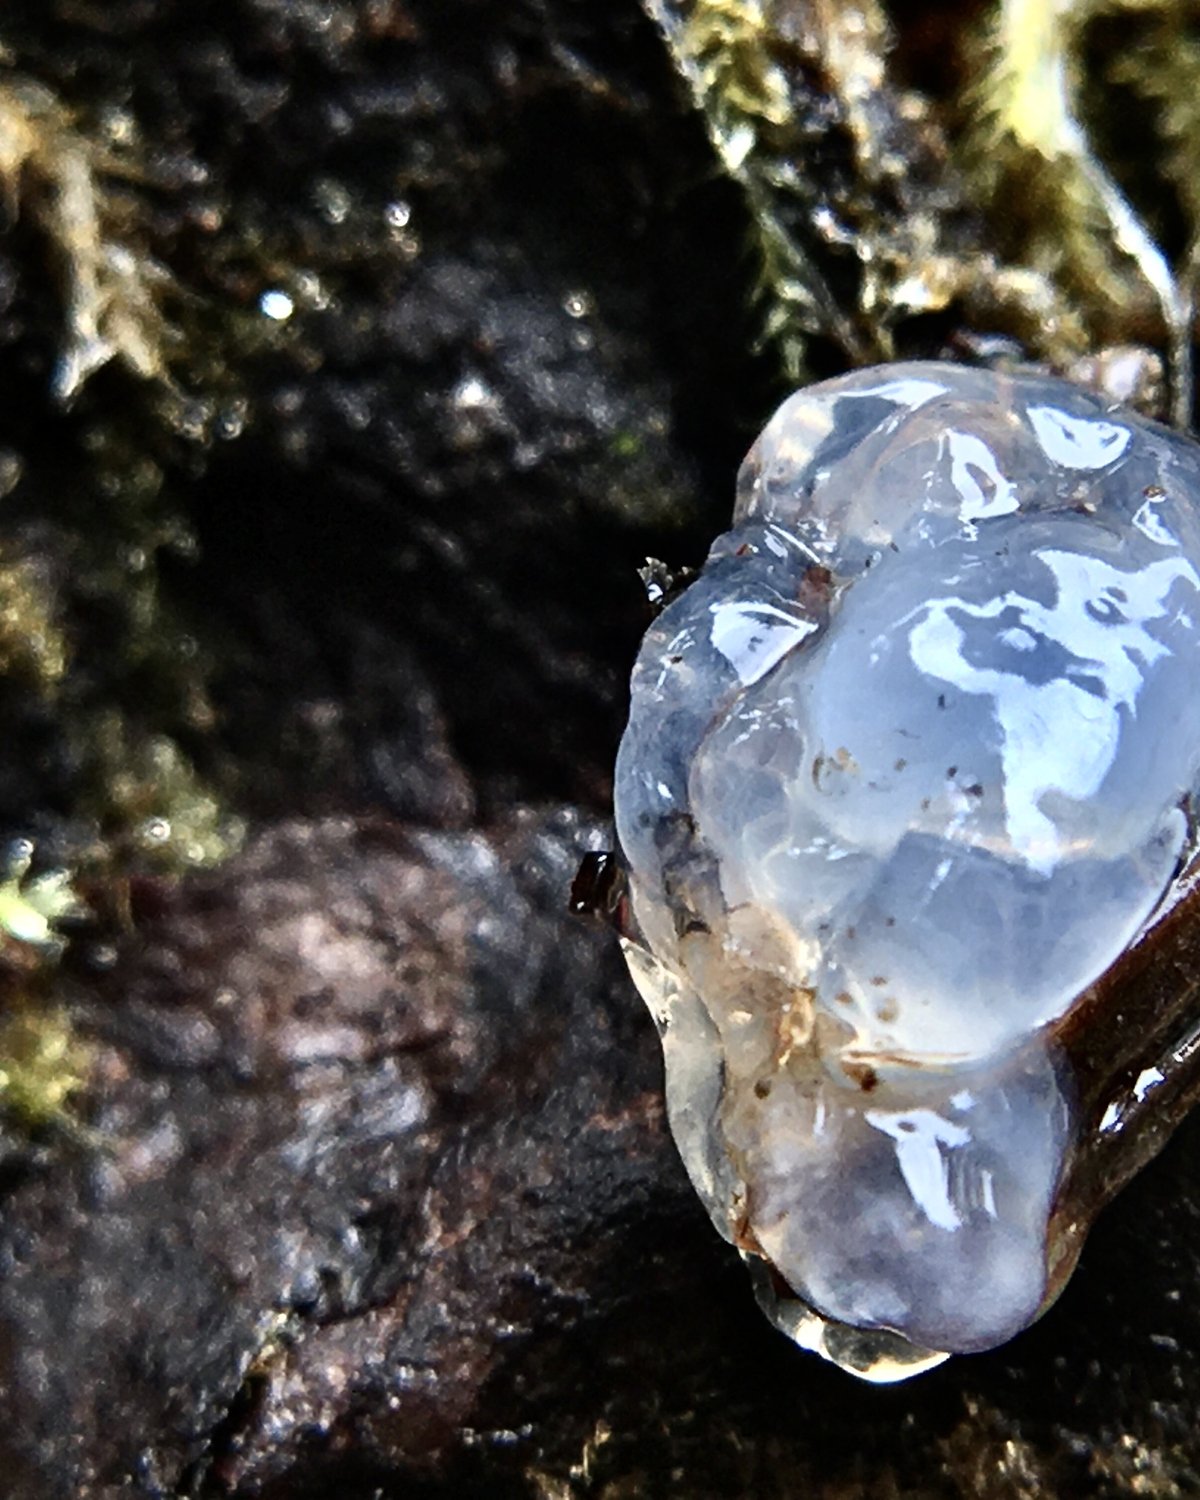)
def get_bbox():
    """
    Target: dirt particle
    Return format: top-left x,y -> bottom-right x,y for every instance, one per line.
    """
844,1061 -> 879,1092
